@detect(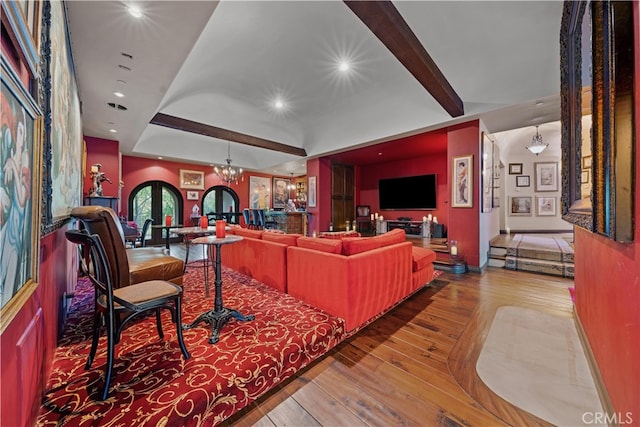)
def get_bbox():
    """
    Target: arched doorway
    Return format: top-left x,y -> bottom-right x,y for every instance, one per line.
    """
202,185 -> 240,223
129,181 -> 182,246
